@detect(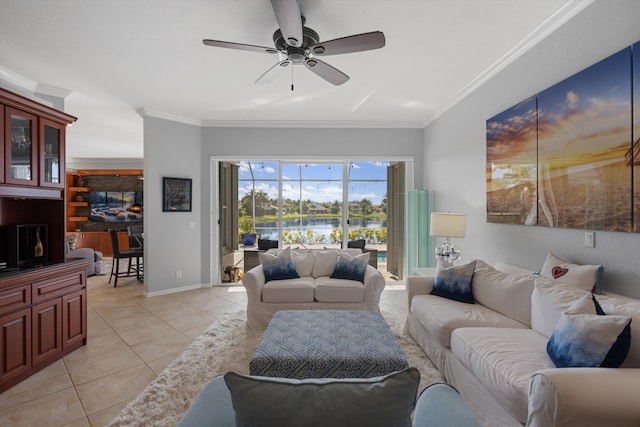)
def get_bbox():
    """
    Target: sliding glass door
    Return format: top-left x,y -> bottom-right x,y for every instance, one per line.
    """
217,159 -> 407,283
